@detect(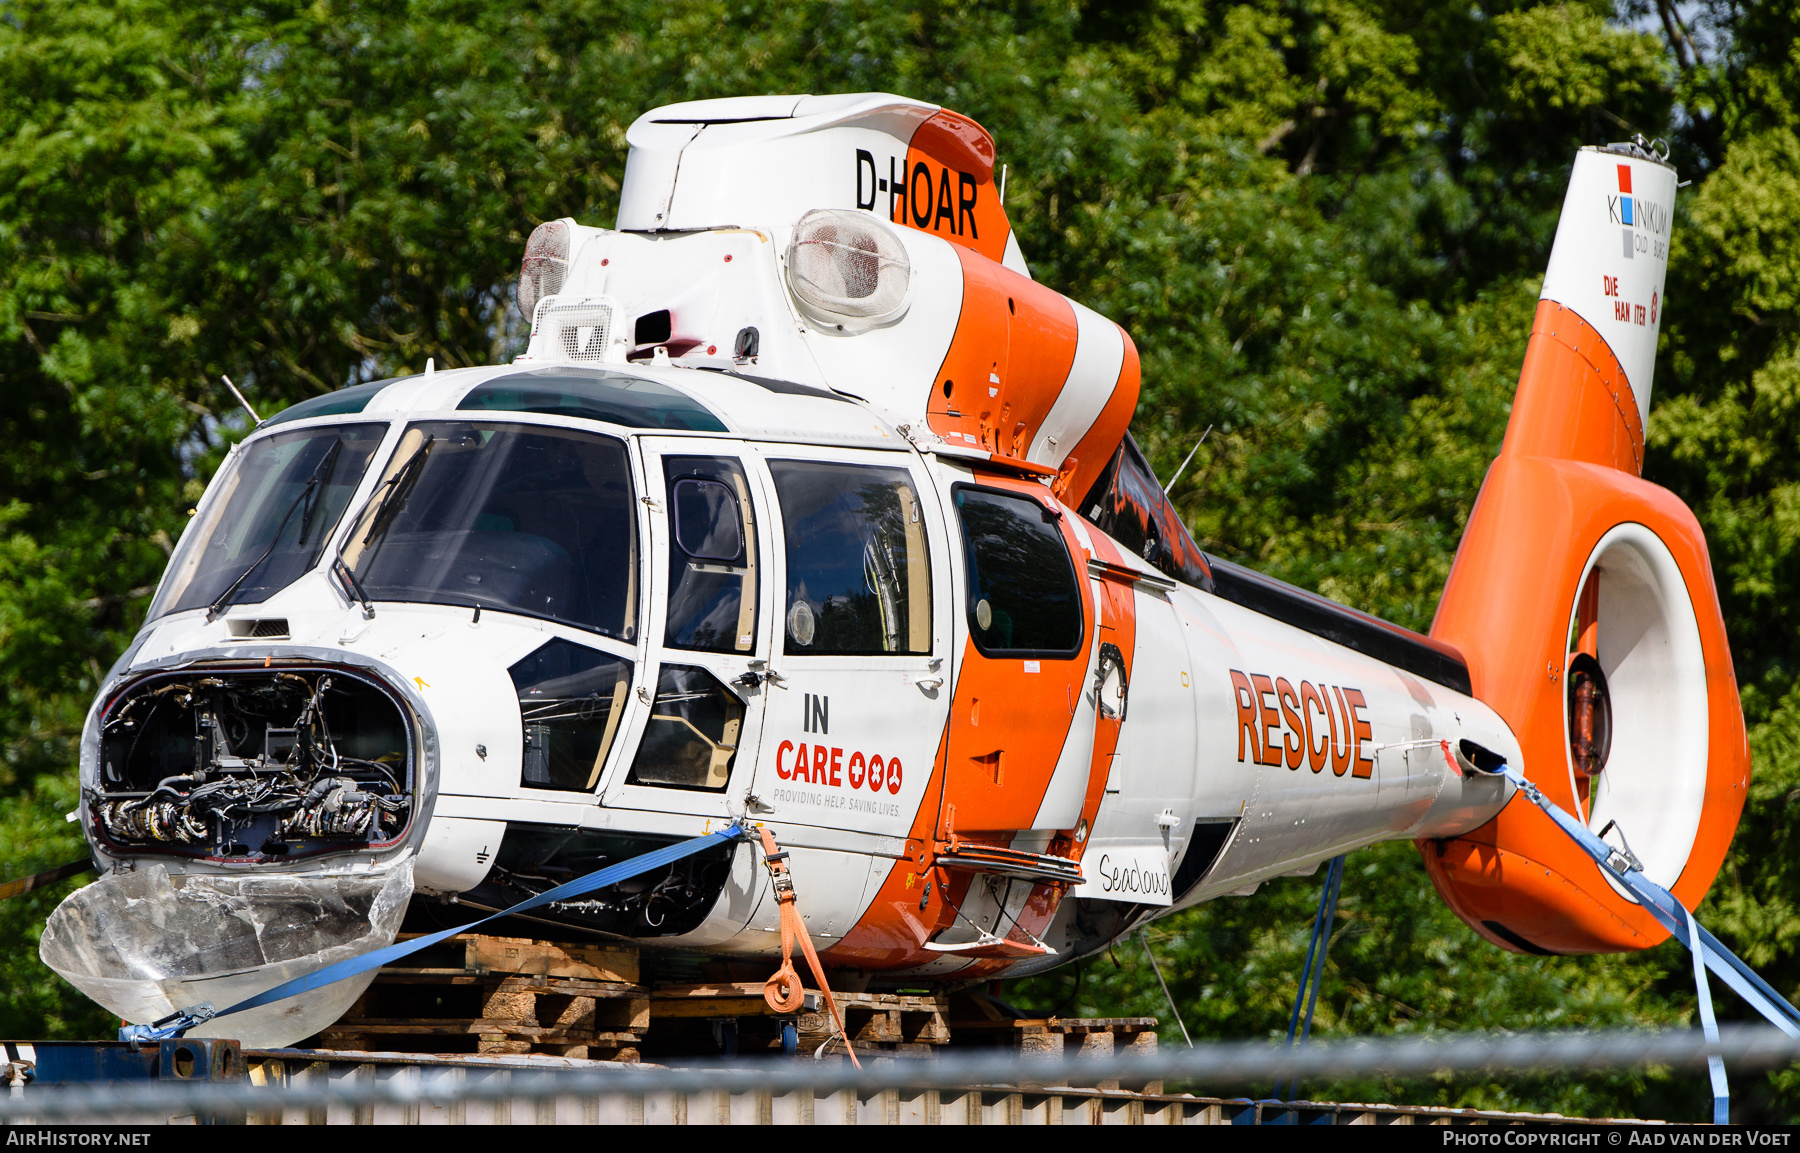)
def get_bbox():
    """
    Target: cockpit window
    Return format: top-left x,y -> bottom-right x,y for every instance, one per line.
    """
337,421 -> 639,638
460,369 -> 726,432
151,424 -> 387,620
663,457 -> 758,654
